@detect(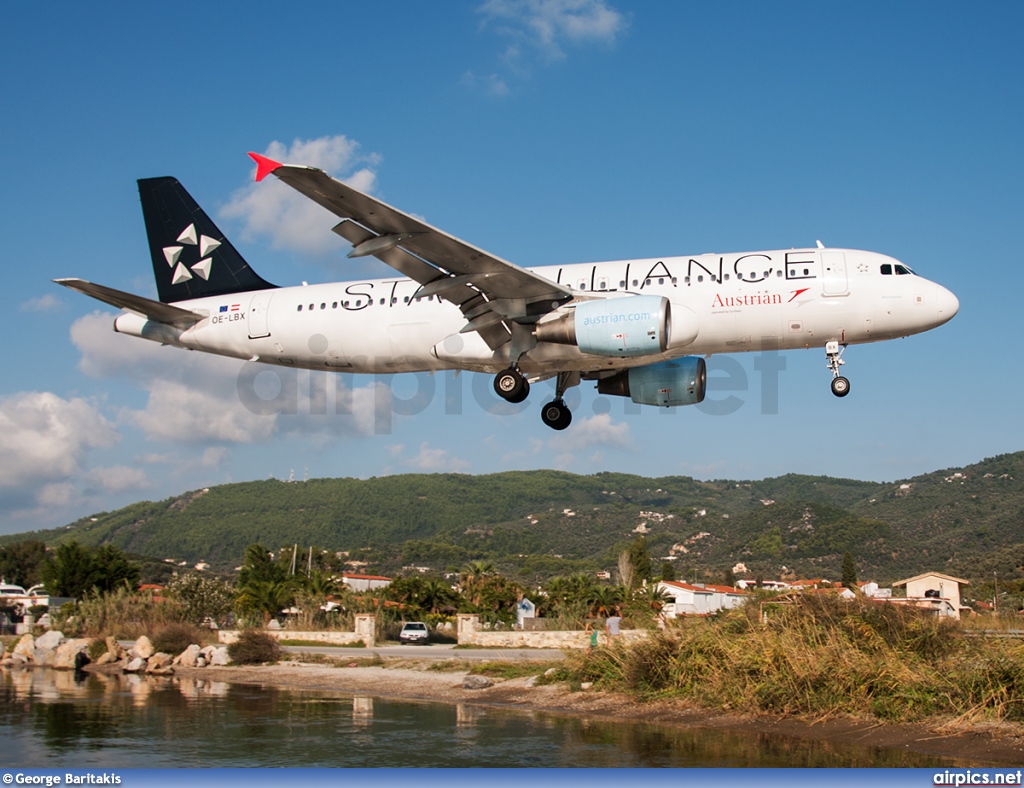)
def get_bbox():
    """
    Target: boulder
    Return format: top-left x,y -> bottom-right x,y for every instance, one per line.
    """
105,636 -> 125,660
178,644 -> 201,667
36,630 -> 64,650
146,653 -> 173,672
13,634 -> 36,662
462,675 -> 494,689
0,640 -> 5,660
131,636 -> 154,660
209,647 -> 230,666
124,657 -> 145,673
54,639 -> 91,670
94,652 -> 115,666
